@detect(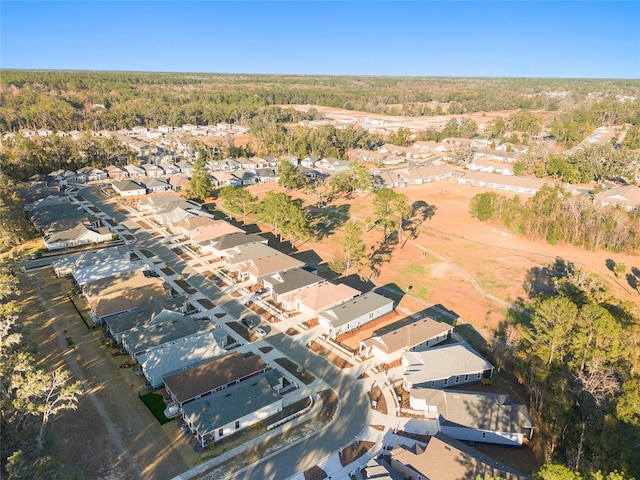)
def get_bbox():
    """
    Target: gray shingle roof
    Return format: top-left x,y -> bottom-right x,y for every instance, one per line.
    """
181,373 -> 280,435
319,292 -> 393,329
